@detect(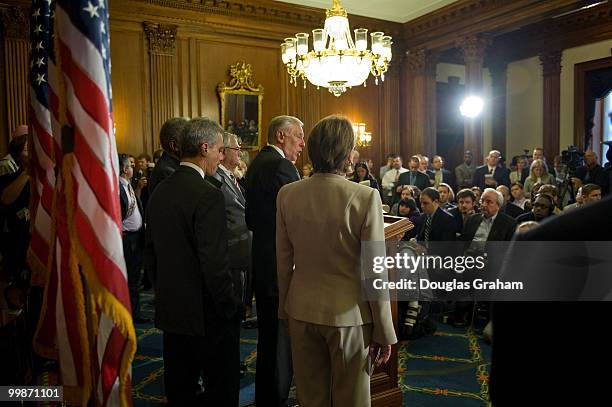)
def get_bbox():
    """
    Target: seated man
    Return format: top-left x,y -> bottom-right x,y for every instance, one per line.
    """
437,182 -> 456,211
496,185 -> 525,219
510,181 -> 528,210
516,193 -> 555,223
449,188 -> 479,235
581,183 -> 602,205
